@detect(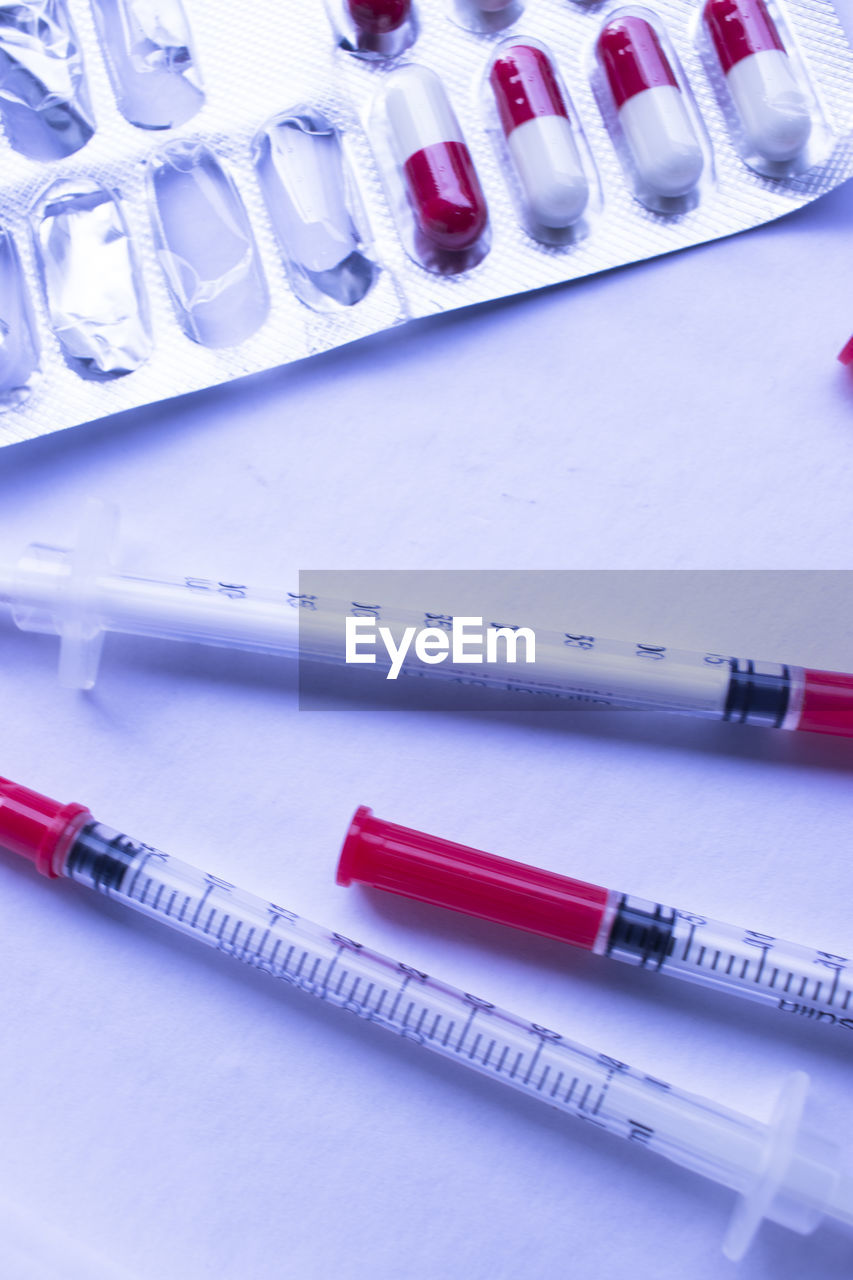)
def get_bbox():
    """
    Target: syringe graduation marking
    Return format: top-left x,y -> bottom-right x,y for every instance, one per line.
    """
661,912 -> 853,1021
132,860 -> 622,1123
